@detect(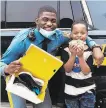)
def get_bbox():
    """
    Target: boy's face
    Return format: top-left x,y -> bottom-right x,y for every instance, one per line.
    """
35,12 -> 57,31
71,24 -> 88,41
